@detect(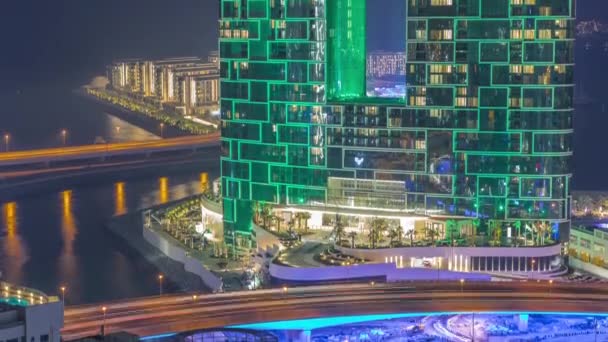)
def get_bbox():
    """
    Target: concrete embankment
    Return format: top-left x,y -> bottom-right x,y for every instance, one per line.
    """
107,211 -> 213,293
142,222 -> 222,291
